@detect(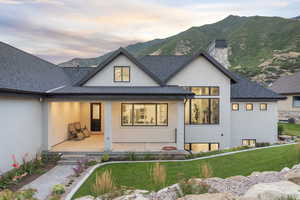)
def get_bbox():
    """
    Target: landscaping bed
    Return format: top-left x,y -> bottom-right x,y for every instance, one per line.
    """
0,153 -> 59,192
72,144 -> 300,199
